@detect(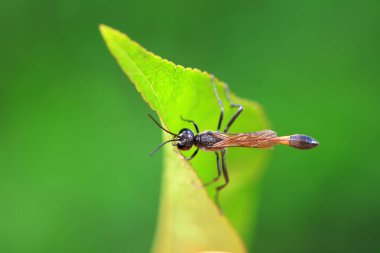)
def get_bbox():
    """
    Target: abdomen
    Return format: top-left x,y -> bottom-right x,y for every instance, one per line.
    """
275,134 -> 319,150
289,134 -> 319,150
